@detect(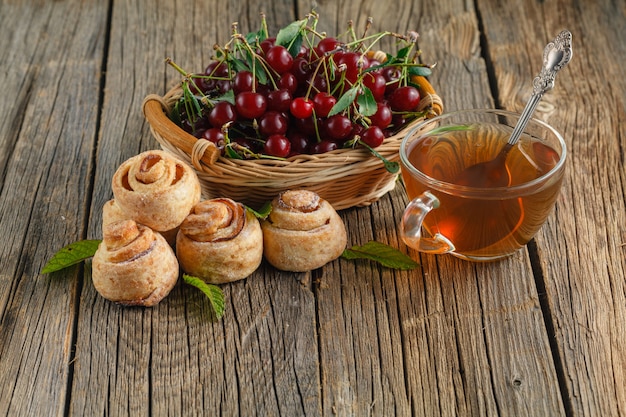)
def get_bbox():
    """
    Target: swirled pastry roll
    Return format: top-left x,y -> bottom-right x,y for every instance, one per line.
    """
176,198 -> 263,284
261,190 -> 347,272
111,150 -> 201,232
92,219 -> 179,306
102,198 -> 178,246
